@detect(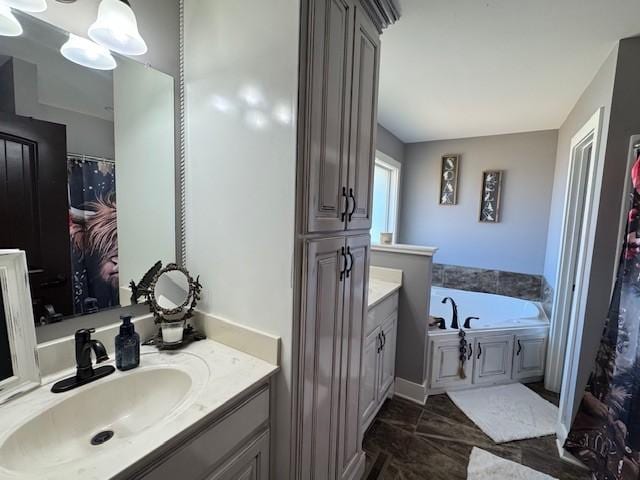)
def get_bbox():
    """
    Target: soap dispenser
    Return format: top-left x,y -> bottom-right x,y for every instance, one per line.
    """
115,315 -> 140,371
